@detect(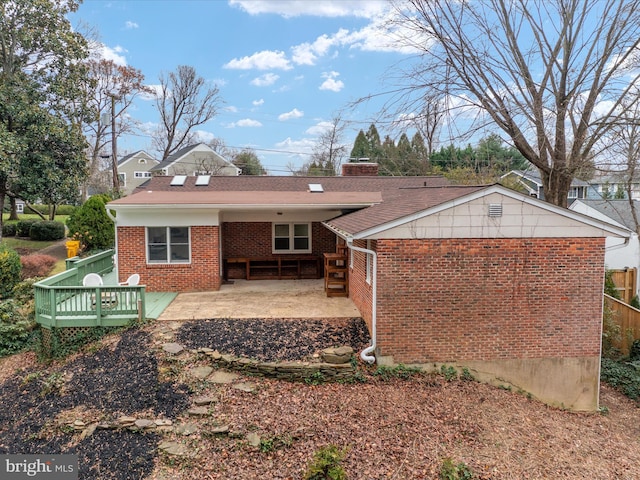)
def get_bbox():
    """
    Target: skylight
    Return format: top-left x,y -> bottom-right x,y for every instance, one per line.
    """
308,183 -> 324,193
170,175 -> 187,186
195,175 -> 211,186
